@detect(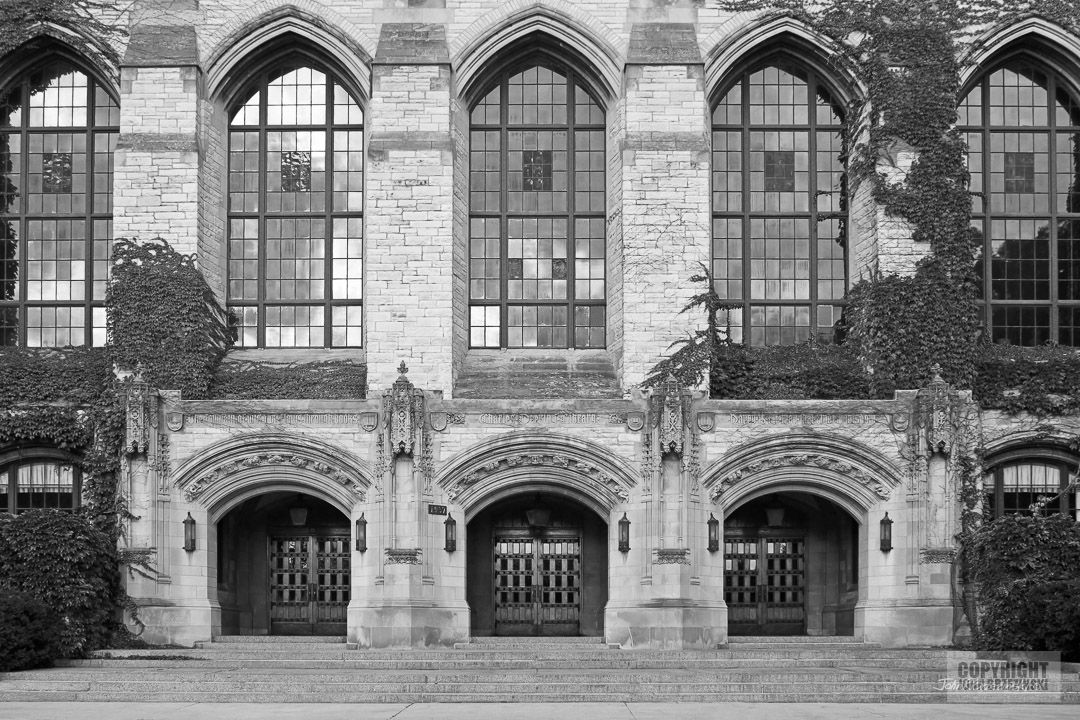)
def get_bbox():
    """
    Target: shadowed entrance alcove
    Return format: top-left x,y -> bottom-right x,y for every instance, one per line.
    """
467,492 -> 608,637
724,492 -> 859,636
217,491 -> 350,635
